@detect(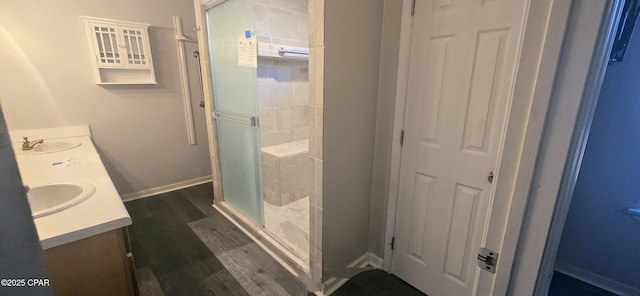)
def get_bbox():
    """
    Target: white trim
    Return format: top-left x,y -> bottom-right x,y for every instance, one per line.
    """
555,262 -> 640,296
321,252 -> 384,296
367,252 -> 383,269
121,176 -> 212,201
531,0 -> 626,294
79,16 -> 150,28
491,1 -> 573,294
382,0 -> 415,272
